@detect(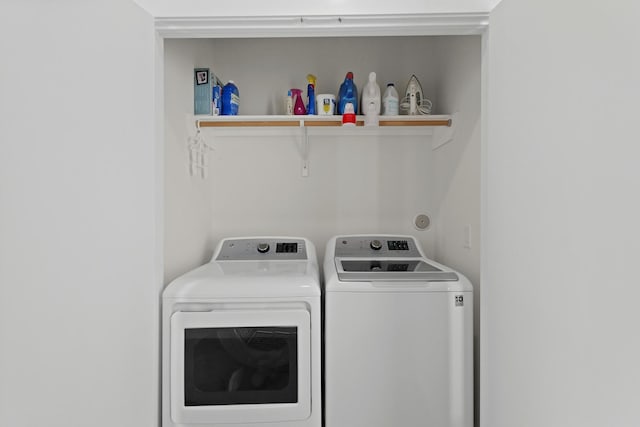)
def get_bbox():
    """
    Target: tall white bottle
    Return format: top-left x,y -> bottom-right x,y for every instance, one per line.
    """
362,72 -> 381,126
382,83 -> 399,116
